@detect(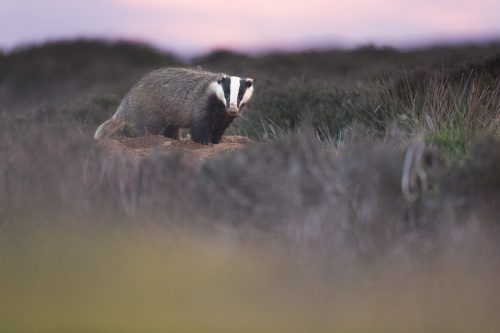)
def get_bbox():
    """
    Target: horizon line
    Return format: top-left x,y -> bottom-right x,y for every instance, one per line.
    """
2,34 -> 500,59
